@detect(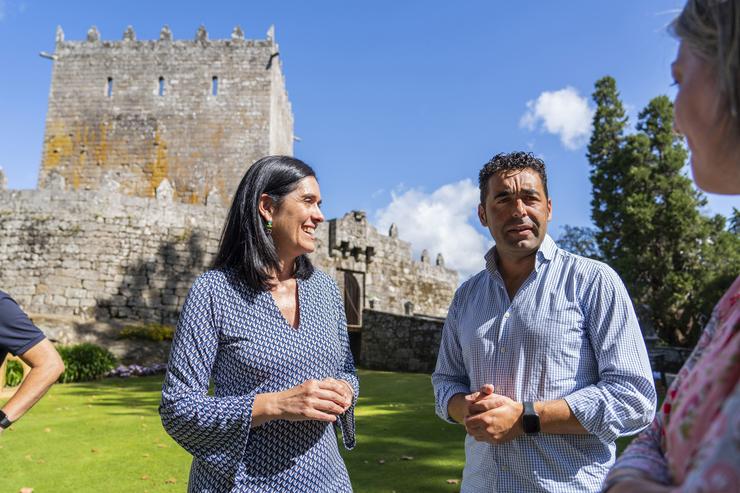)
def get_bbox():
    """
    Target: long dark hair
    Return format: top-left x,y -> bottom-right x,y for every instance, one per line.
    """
213,155 -> 316,291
